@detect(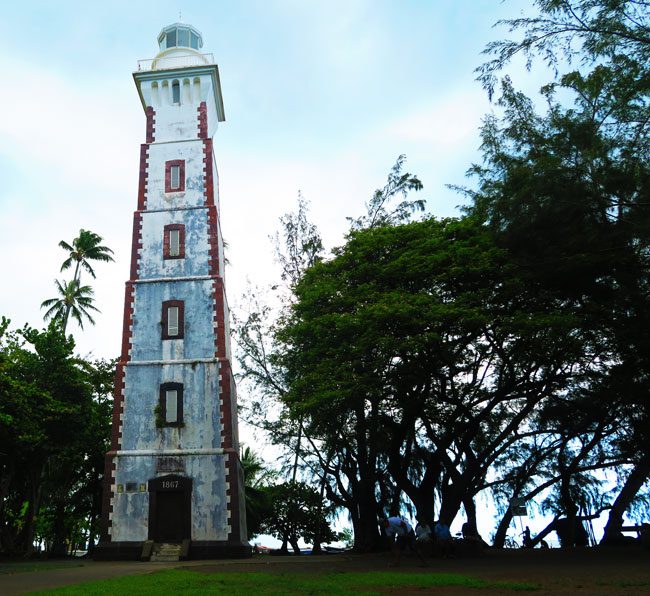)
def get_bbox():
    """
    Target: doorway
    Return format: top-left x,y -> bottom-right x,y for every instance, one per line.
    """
148,475 -> 192,542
